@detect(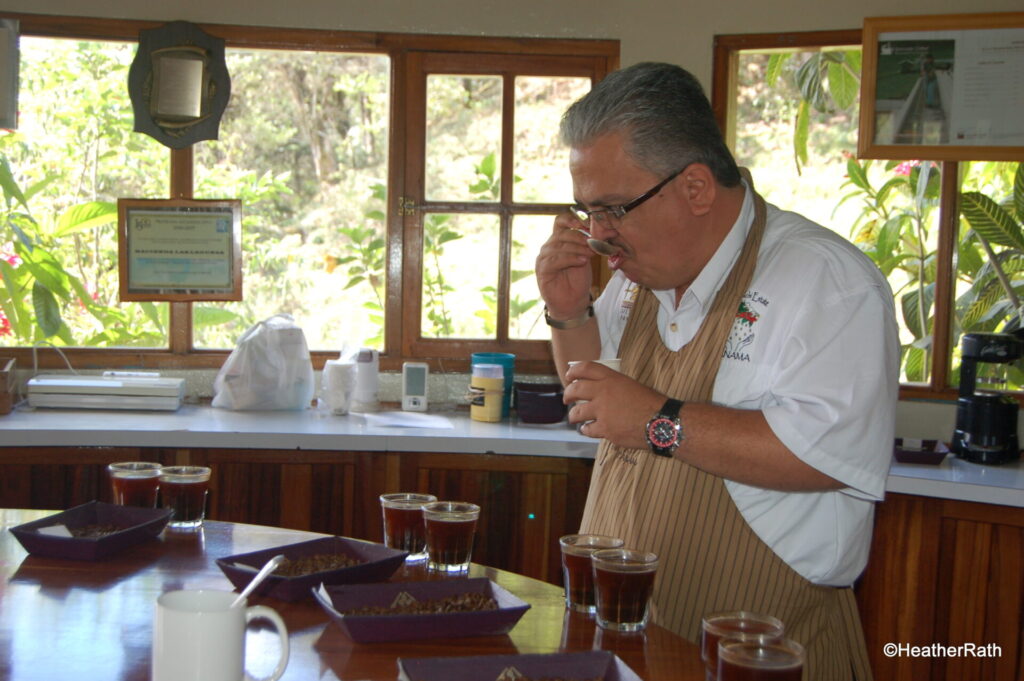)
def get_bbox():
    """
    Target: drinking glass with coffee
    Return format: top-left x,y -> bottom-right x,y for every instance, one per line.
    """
159,466 -> 212,529
422,501 -> 480,573
701,611 -> 785,681
559,534 -> 625,613
380,492 -> 437,561
591,548 -> 658,632
717,635 -> 804,681
108,461 -> 162,508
